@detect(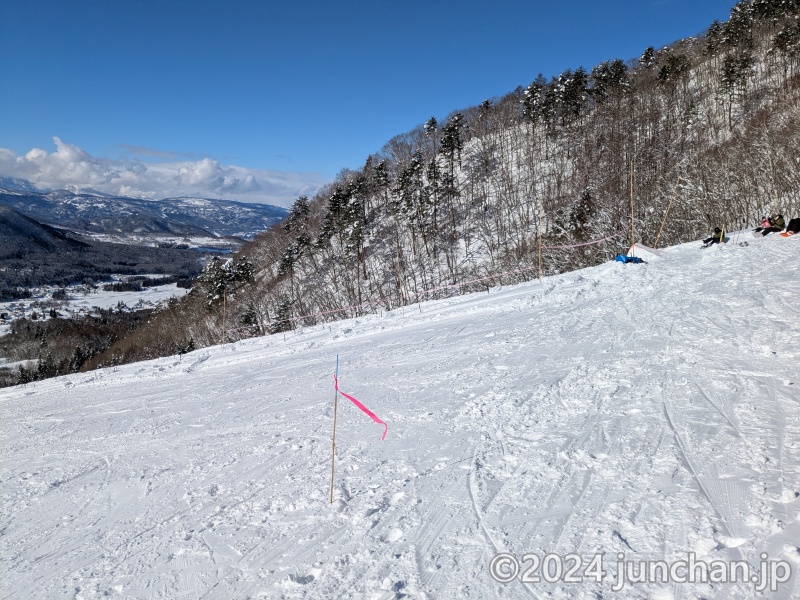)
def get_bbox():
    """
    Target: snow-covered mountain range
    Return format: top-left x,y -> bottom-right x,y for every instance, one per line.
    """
2,234 -> 798,598
0,177 -> 287,242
